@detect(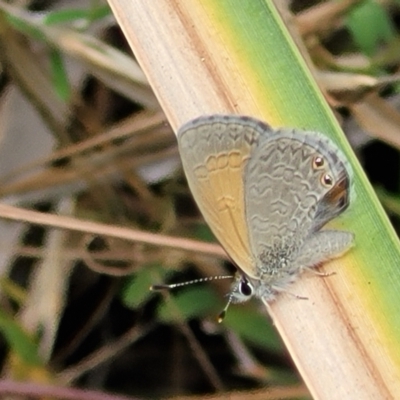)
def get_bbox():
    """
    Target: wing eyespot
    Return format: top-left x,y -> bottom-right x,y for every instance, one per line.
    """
312,155 -> 325,170
321,173 -> 333,187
